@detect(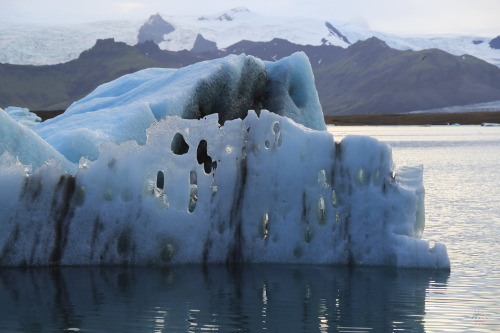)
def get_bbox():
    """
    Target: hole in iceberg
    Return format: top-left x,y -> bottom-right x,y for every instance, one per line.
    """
318,170 -> 329,188
189,170 -> 198,213
197,140 -> 213,174
260,213 -> 269,240
272,121 -> 282,147
331,189 -> 338,208
354,167 -> 366,186
171,133 -> 189,155
156,171 -> 165,190
317,196 -> 326,225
